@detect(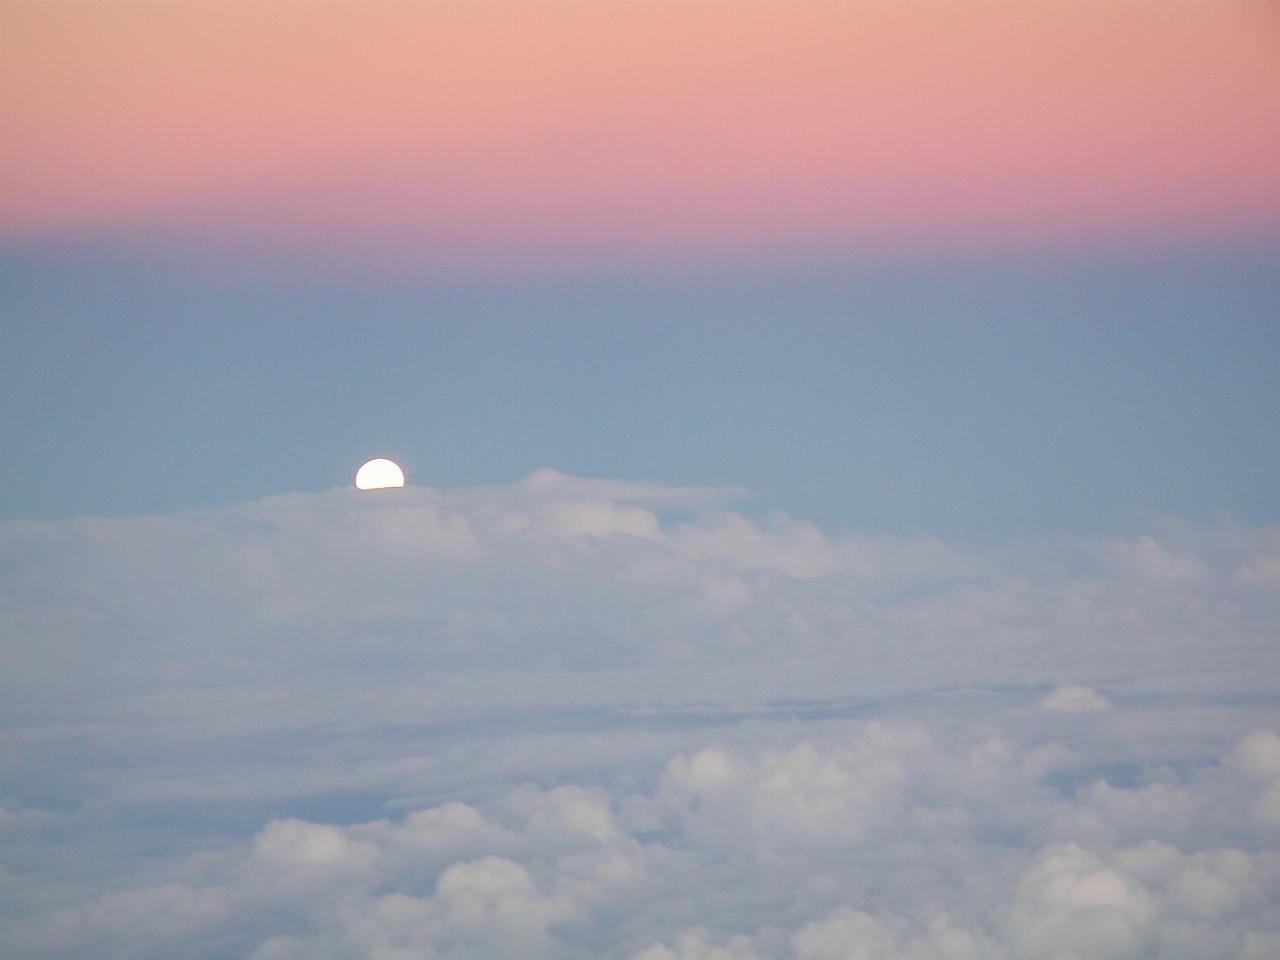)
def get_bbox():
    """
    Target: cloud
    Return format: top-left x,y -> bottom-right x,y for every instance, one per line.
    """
12,723 -> 1280,960
1040,684 -> 1113,713
1,474 -> 1279,958
789,906 -> 990,960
